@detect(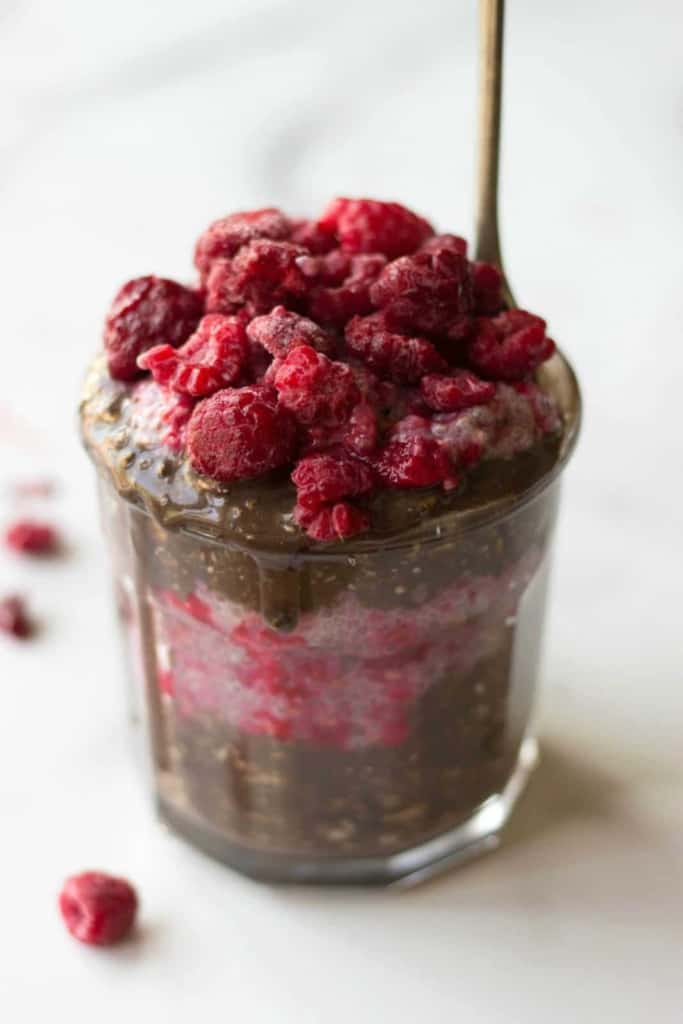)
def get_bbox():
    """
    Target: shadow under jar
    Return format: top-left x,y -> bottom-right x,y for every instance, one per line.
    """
83,353 -> 579,885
